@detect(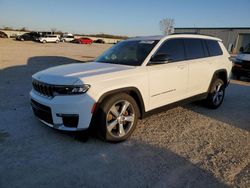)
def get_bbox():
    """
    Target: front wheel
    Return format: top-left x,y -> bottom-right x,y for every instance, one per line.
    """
42,40 -> 46,44
205,78 -> 225,109
96,93 -> 139,142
